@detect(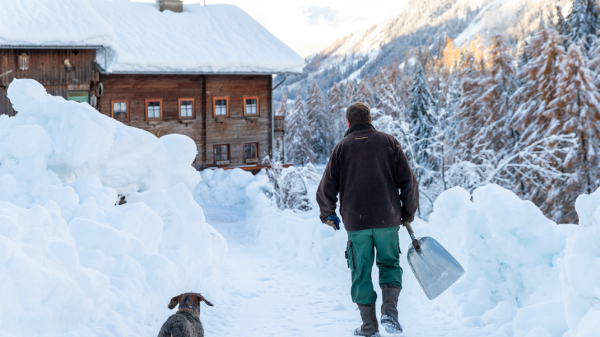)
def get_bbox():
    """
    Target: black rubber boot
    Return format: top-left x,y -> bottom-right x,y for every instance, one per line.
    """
354,303 -> 380,337
381,284 -> 403,334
